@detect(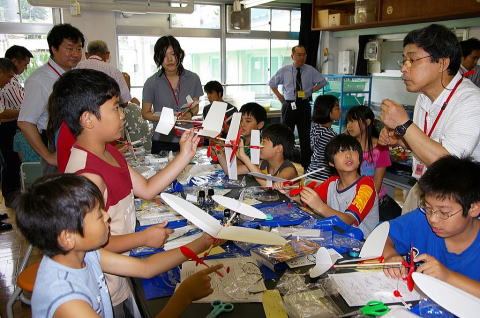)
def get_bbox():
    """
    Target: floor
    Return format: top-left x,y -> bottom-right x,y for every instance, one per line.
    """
0,194 -> 41,318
